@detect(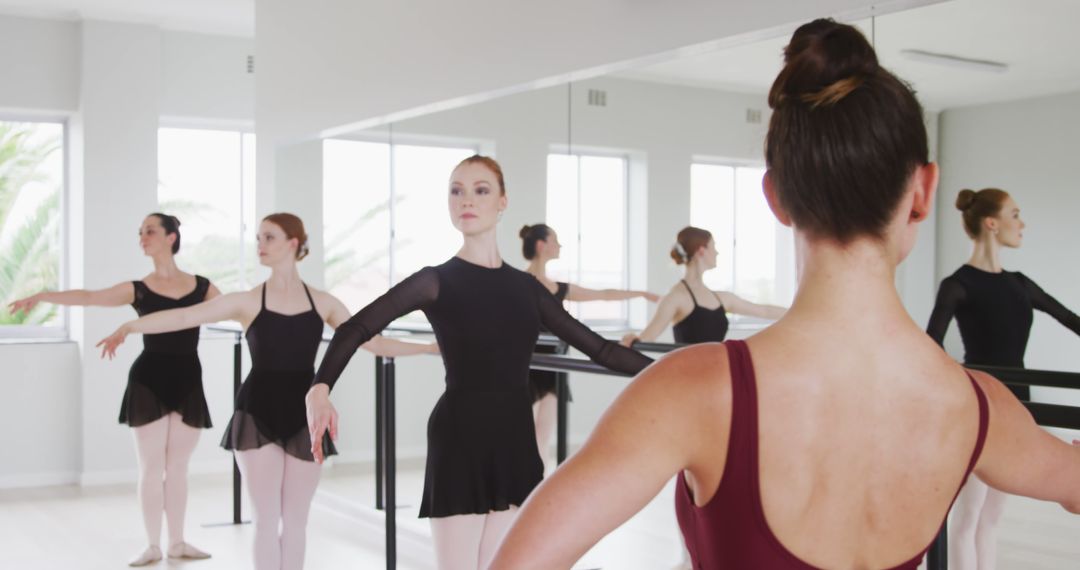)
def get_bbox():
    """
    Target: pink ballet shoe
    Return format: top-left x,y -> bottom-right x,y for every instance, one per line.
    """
128,545 -> 162,566
167,542 -> 211,560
